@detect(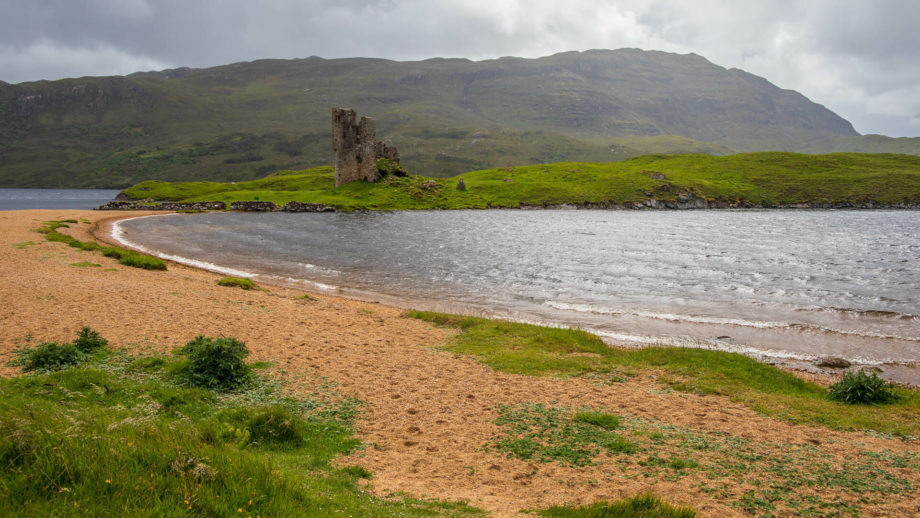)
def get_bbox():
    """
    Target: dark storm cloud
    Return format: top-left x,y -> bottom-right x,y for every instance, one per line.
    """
0,0 -> 918,136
